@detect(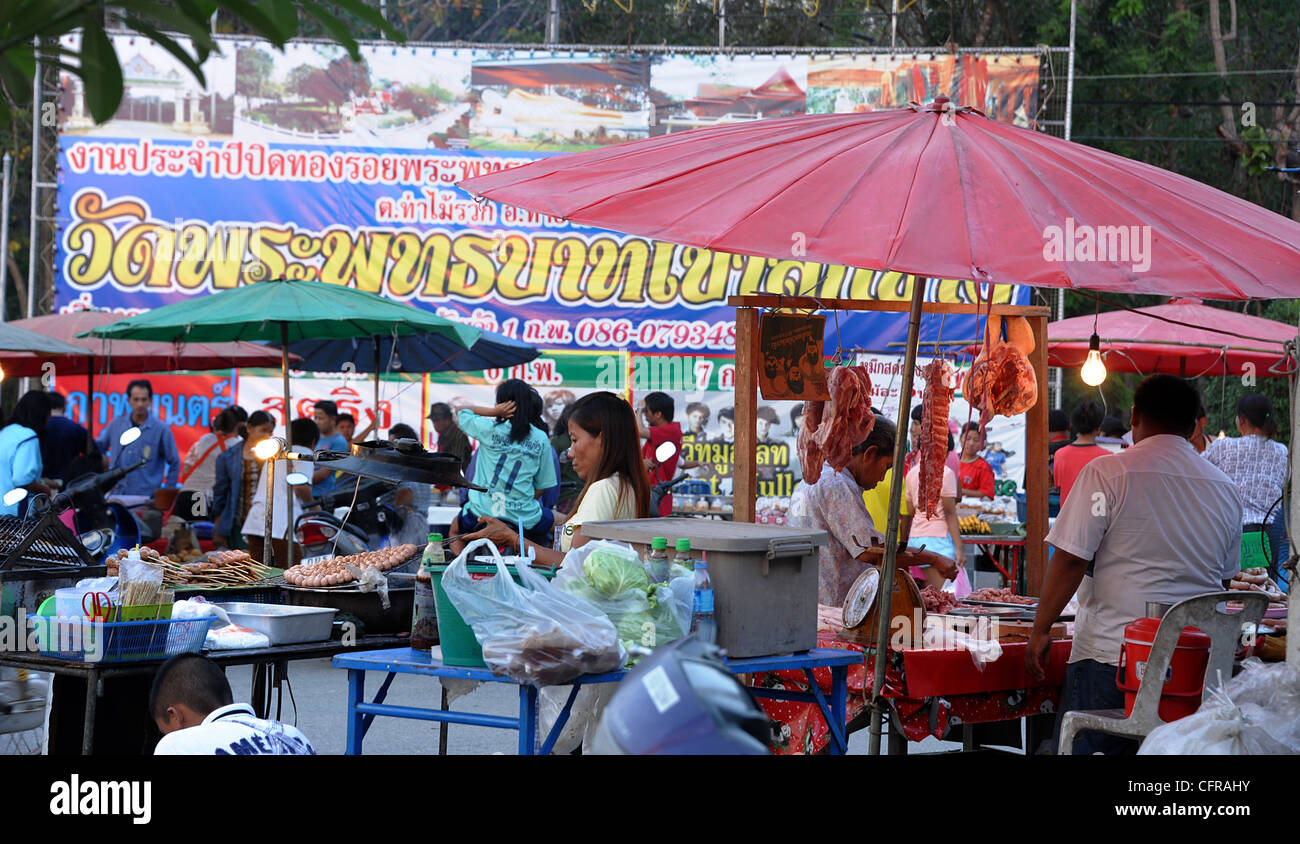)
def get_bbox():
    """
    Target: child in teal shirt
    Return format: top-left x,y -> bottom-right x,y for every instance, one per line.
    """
455,380 -> 558,546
